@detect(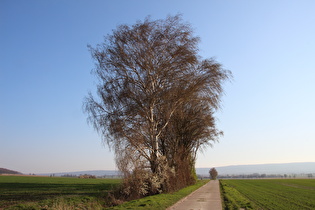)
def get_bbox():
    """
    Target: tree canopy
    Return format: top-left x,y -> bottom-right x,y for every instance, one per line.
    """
210,167 -> 218,180
84,15 -> 231,197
